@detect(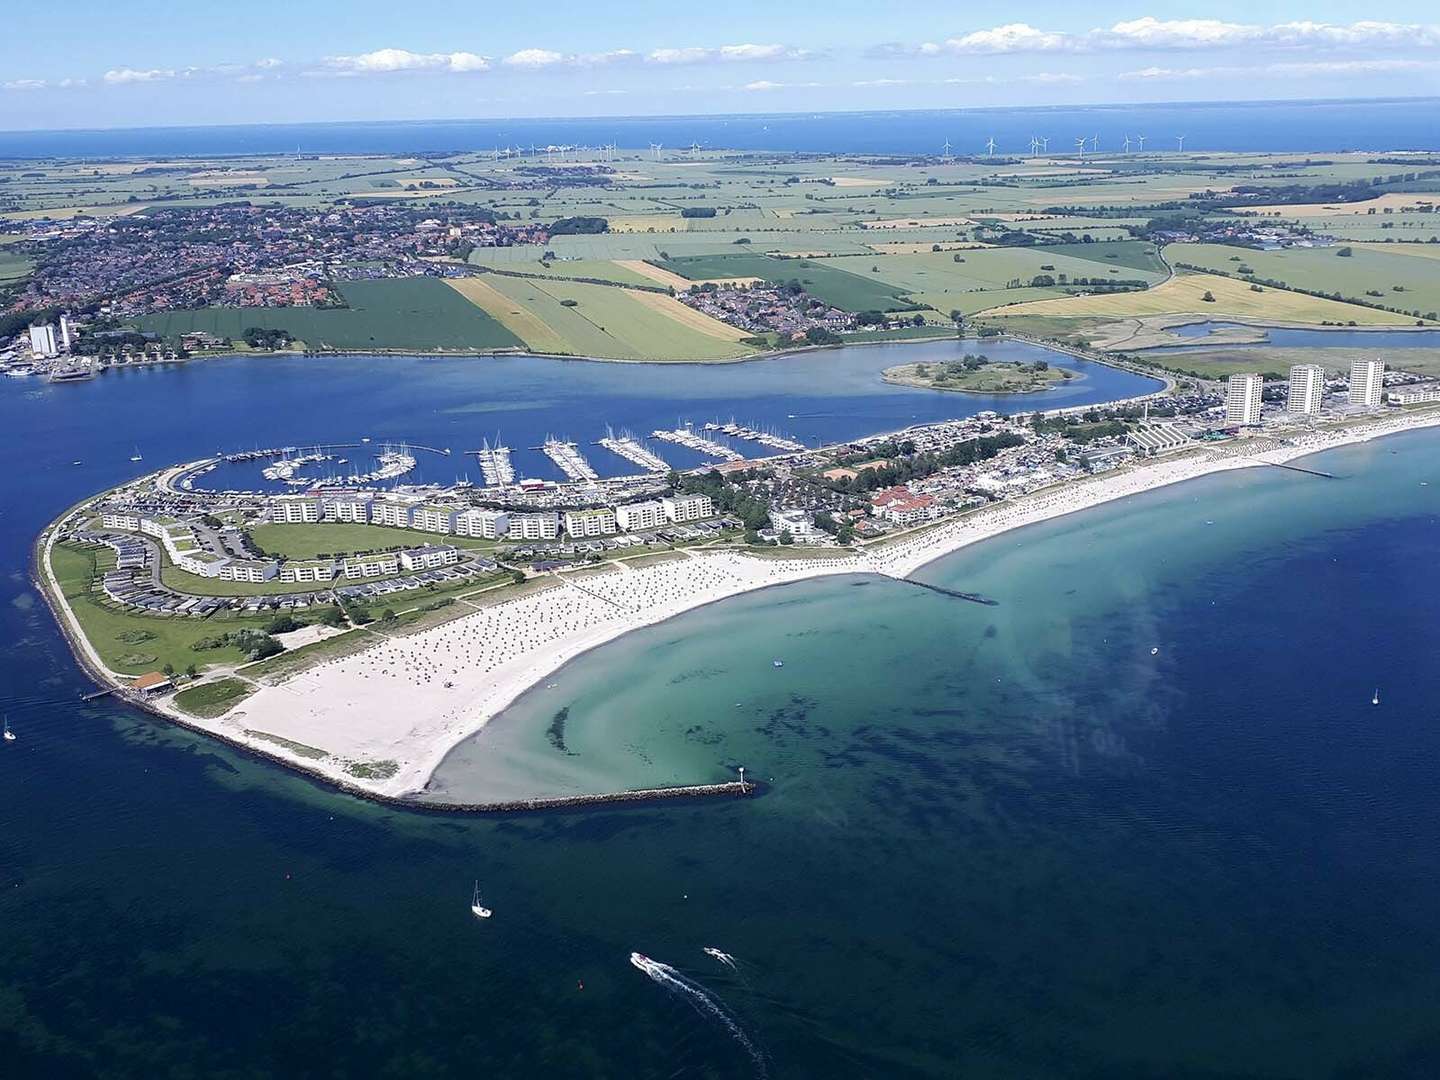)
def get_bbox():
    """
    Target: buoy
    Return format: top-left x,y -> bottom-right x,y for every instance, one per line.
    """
1150,647 -> 1159,655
